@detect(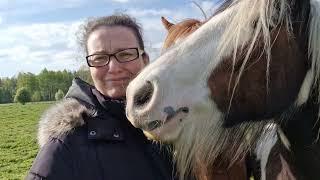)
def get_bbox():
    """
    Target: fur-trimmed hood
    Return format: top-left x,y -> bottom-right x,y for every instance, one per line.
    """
38,78 -> 99,147
38,98 -> 91,147
37,77 -> 127,147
